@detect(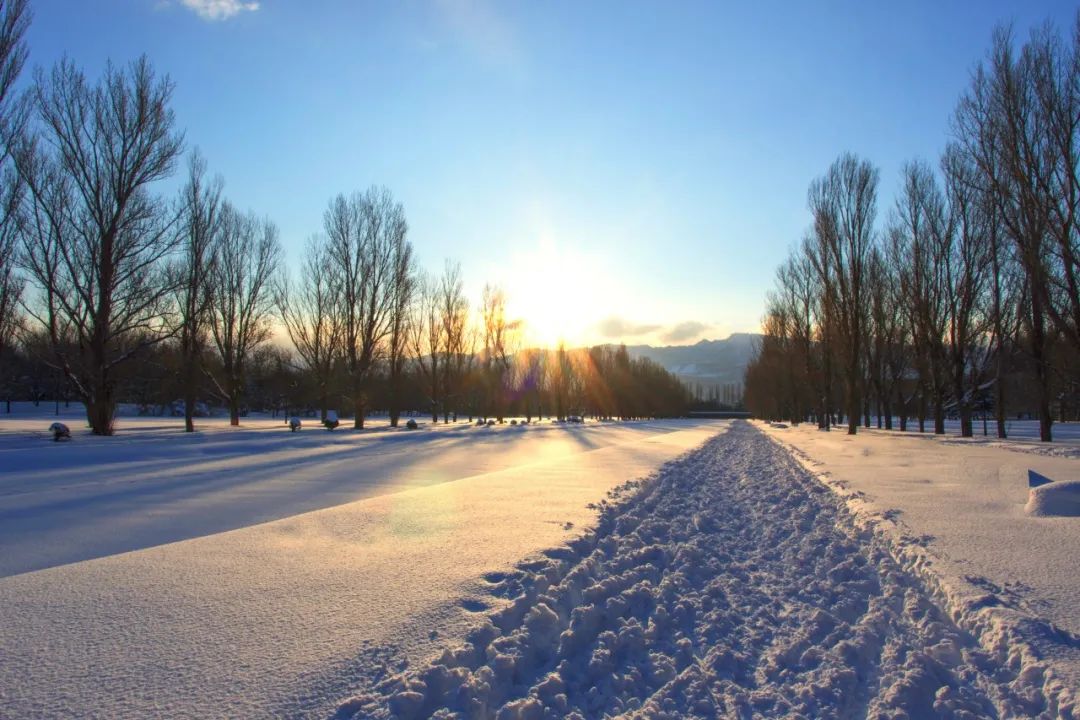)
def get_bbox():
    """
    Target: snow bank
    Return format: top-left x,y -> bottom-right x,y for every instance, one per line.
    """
1026,479 -> 1080,517
339,423 -> 1058,719
767,423 -> 1079,718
